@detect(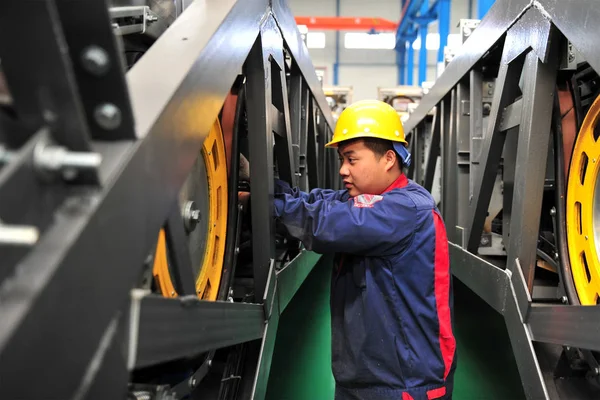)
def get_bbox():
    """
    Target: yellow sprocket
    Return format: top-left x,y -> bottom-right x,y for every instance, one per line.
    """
152,119 -> 228,301
566,96 -> 600,305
